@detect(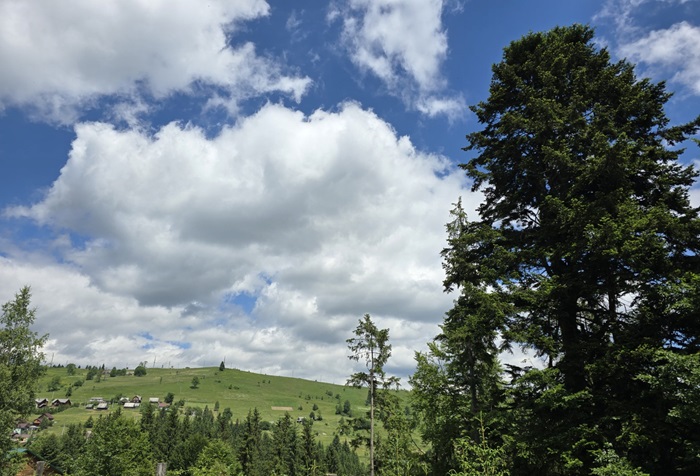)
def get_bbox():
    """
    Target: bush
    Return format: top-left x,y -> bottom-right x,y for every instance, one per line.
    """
47,376 -> 61,392
134,365 -> 147,377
